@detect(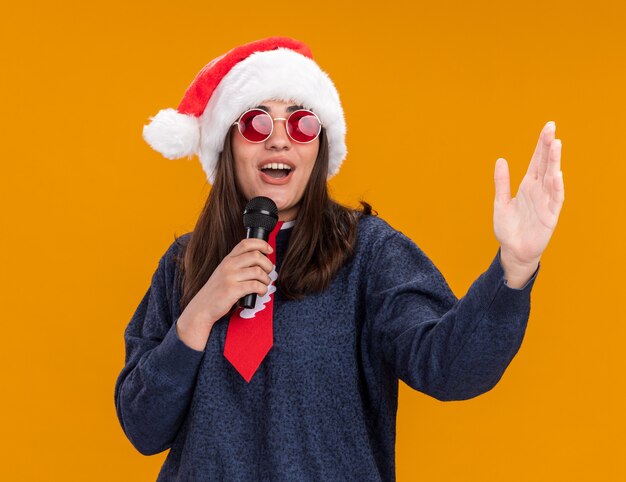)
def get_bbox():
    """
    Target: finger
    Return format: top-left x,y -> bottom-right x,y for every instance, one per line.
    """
548,170 -> 565,217
239,280 -> 270,298
543,139 -> 562,192
494,157 -> 511,205
527,121 -> 555,179
232,250 -> 274,273
228,238 -> 273,258
548,138 -> 562,174
537,121 -> 556,180
235,266 -> 272,285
